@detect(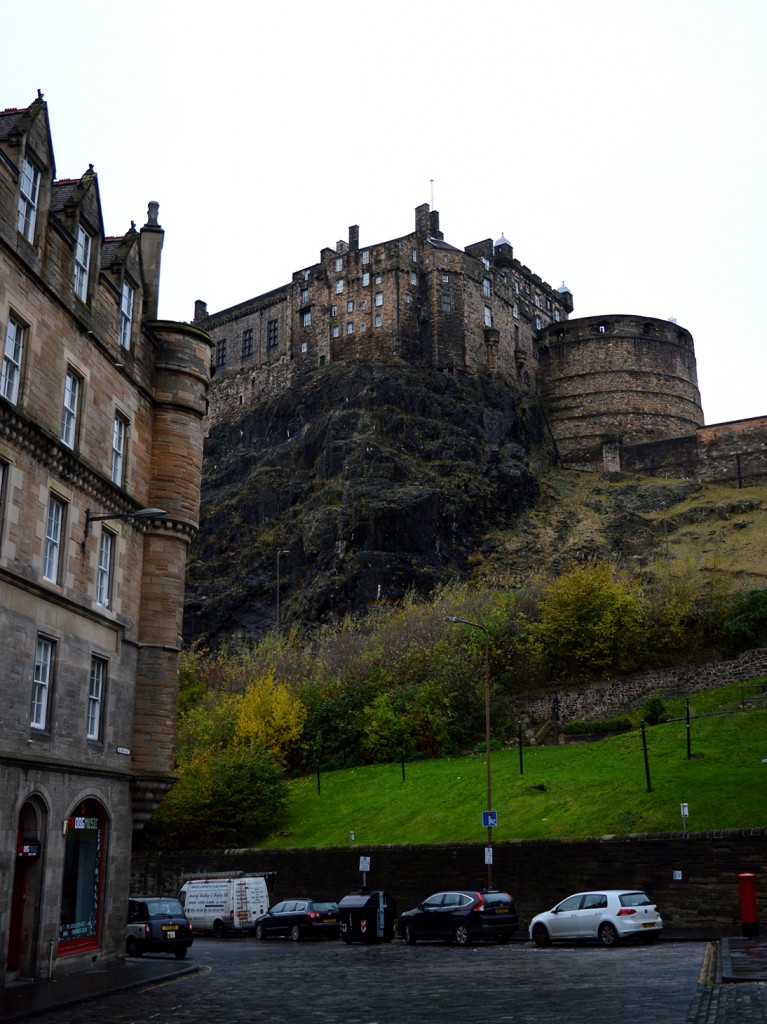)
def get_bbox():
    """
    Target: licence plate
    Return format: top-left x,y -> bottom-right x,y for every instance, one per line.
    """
323,918 -> 336,923
495,908 -> 508,914
641,922 -> 657,929
162,926 -> 177,937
